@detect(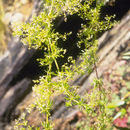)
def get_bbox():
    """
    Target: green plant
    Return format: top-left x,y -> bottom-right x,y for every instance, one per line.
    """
14,0 -> 116,129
